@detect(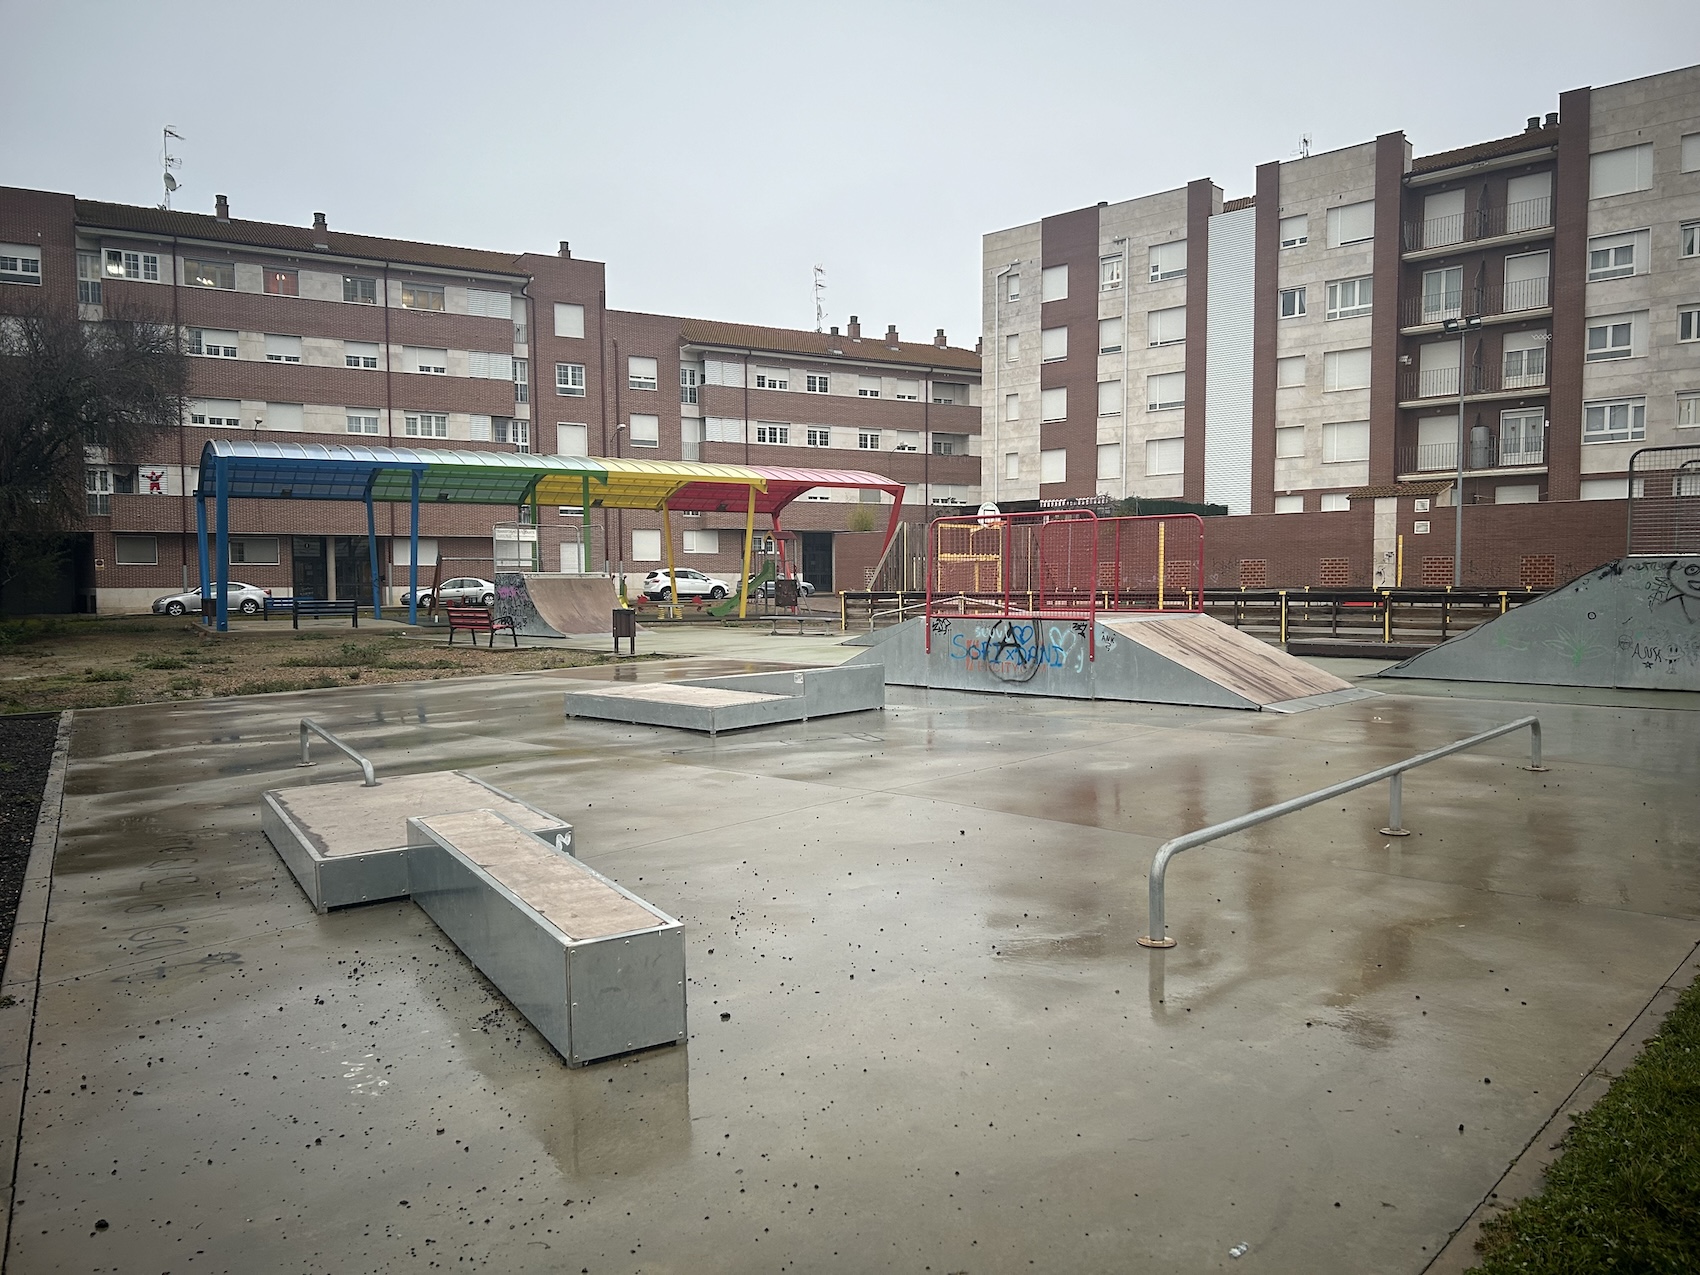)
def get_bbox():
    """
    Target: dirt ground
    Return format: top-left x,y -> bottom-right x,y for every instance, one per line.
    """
0,712 -> 57,958
0,615 -> 644,714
